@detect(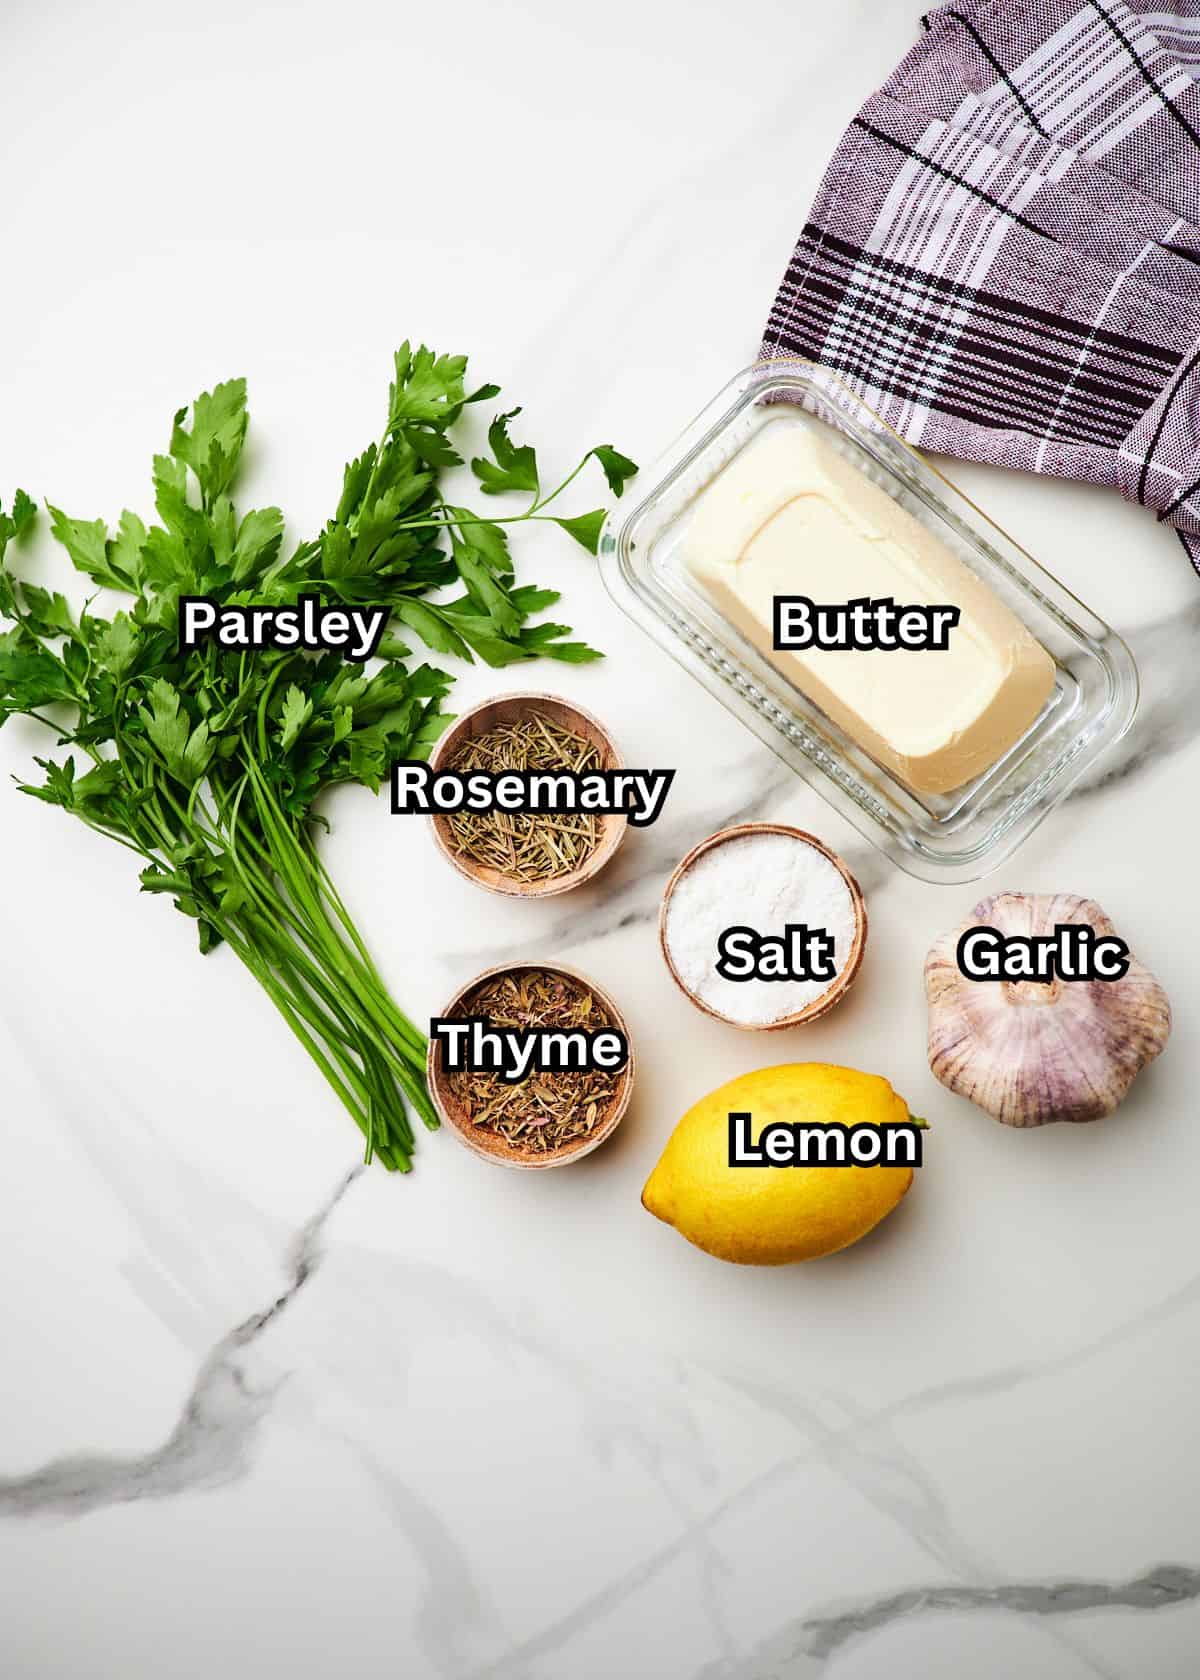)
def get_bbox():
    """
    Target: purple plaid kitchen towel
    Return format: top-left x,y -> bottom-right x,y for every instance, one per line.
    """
761,0 -> 1200,571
